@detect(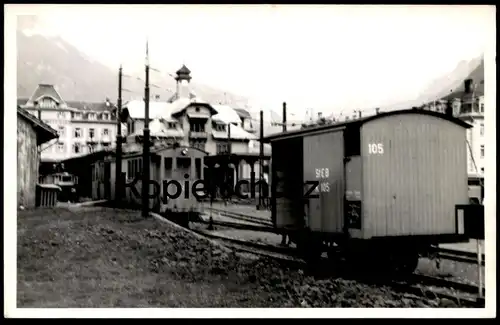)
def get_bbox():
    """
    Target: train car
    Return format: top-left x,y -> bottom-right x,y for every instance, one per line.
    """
96,143 -> 207,226
39,172 -> 79,202
266,109 -> 472,273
